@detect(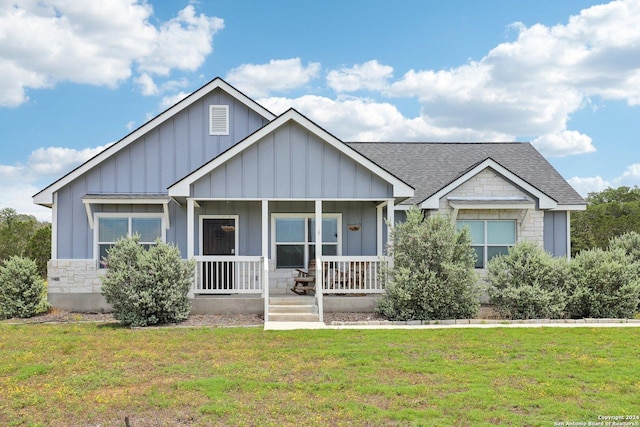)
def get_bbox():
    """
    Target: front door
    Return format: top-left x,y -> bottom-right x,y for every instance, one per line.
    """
202,218 -> 236,290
